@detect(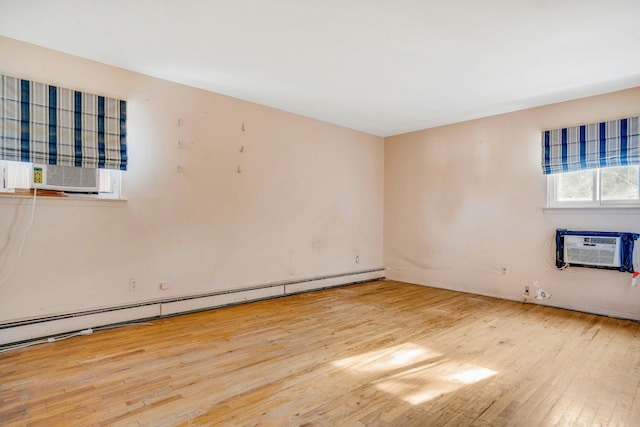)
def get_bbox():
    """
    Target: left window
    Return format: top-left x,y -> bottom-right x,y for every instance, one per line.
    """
0,75 -> 127,198
0,160 -> 120,197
